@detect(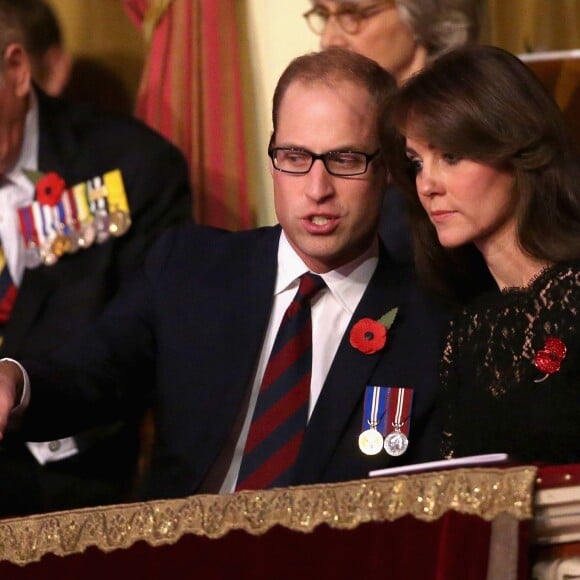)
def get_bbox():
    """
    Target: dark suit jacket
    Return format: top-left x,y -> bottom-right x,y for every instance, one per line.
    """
0,89 -> 192,514
379,184 -> 413,265
22,224 -> 448,502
